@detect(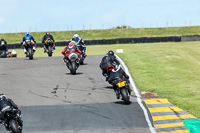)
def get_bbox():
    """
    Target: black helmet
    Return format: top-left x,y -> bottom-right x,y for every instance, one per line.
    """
108,50 -> 114,56
1,38 -> 4,41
